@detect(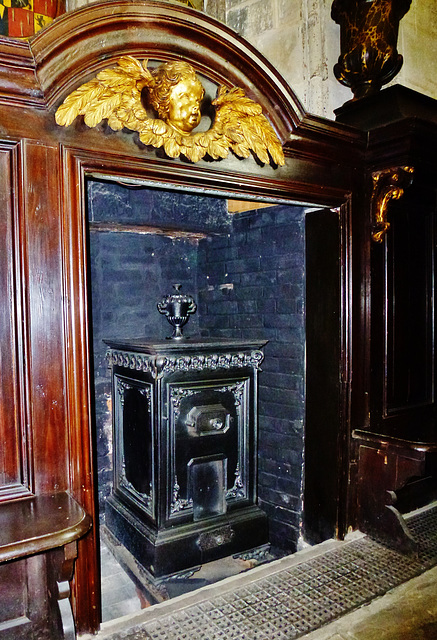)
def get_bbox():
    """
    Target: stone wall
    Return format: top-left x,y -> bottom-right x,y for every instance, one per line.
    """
396,2 -> 437,100
213,0 -> 436,117
221,0 -> 349,118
